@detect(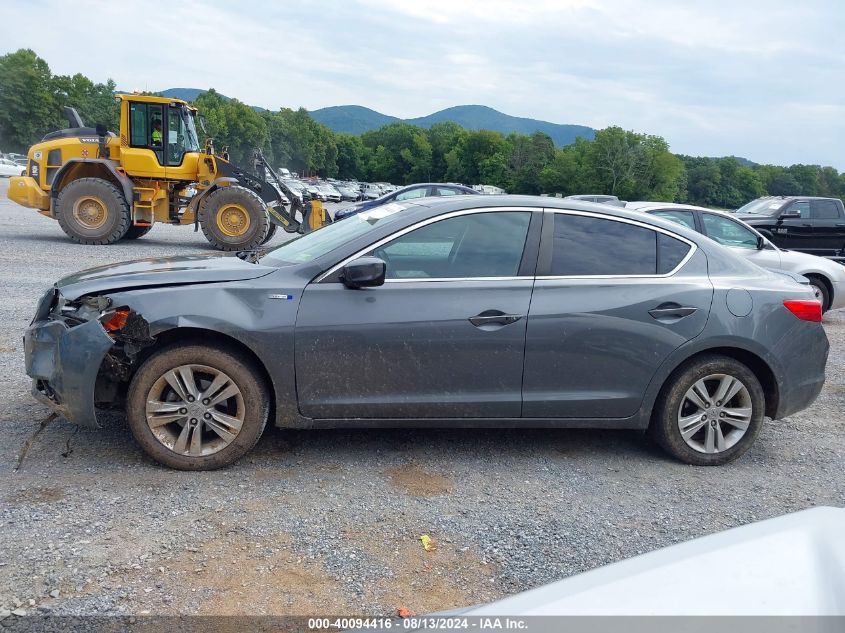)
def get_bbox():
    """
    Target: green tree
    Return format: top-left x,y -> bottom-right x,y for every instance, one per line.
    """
0,49 -> 59,152
335,133 -> 365,179
52,73 -> 119,131
360,123 -> 432,184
